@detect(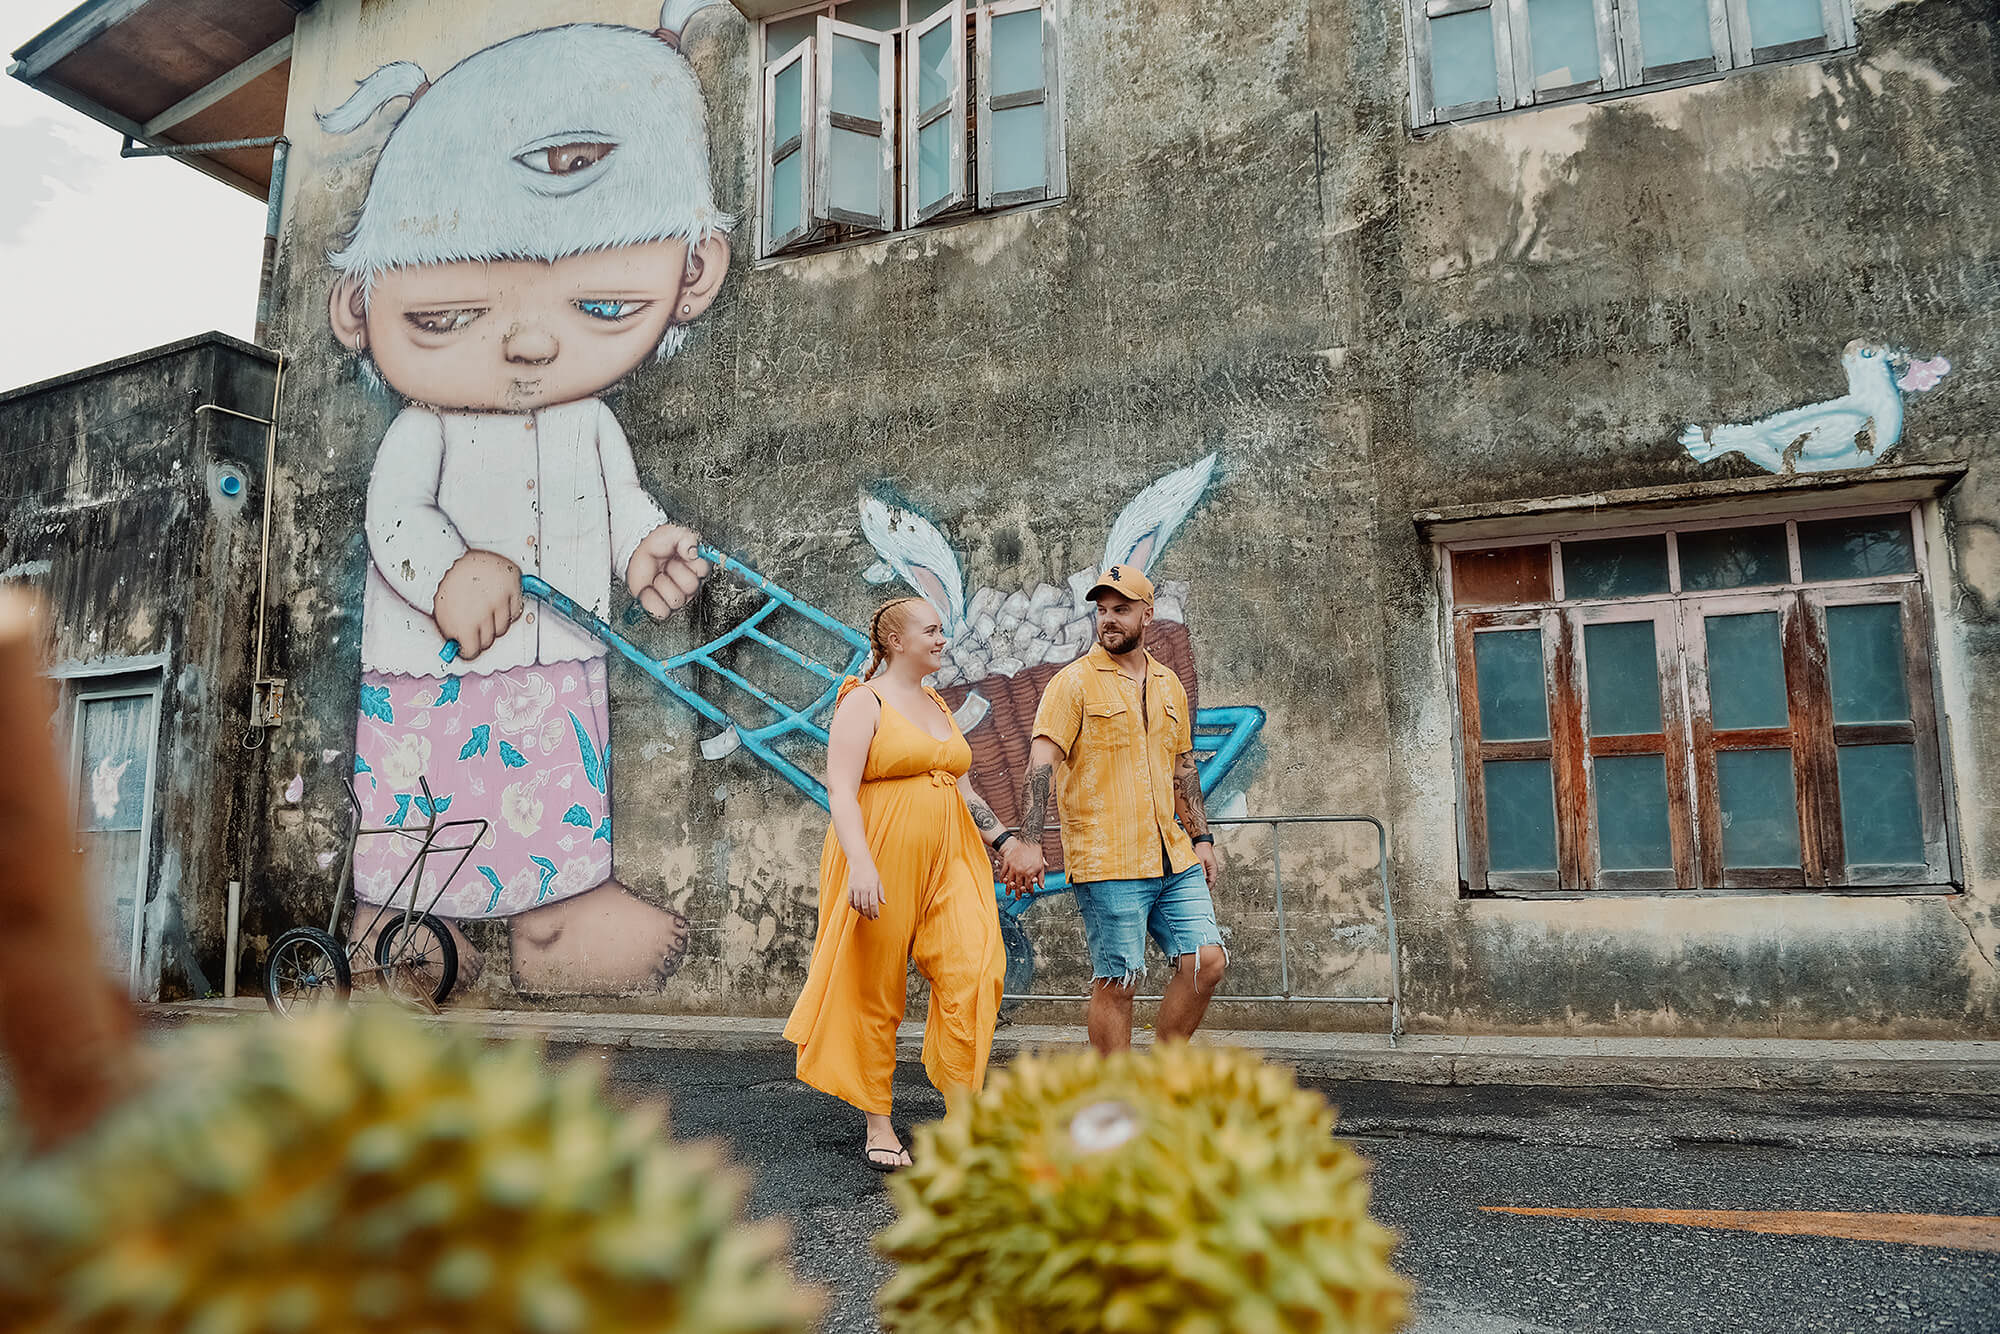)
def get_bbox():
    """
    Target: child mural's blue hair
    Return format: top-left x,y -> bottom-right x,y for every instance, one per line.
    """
320,1 -> 734,362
